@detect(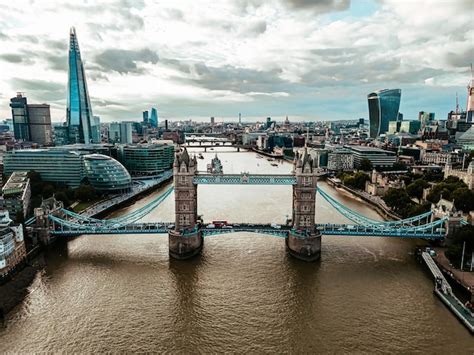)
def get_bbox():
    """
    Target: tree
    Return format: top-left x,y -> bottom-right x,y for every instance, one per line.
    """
445,225 -> 474,268
383,188 -> 412,213
406,179 -> 429,200
359,158 -> 373,171
452,188 -> 474,212
342,172 -> 369,190
74,184 -> 97,202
